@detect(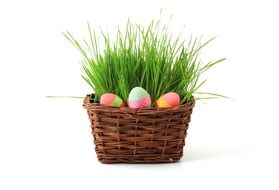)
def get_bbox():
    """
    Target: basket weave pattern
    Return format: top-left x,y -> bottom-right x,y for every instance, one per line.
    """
83,95 -> 195,163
